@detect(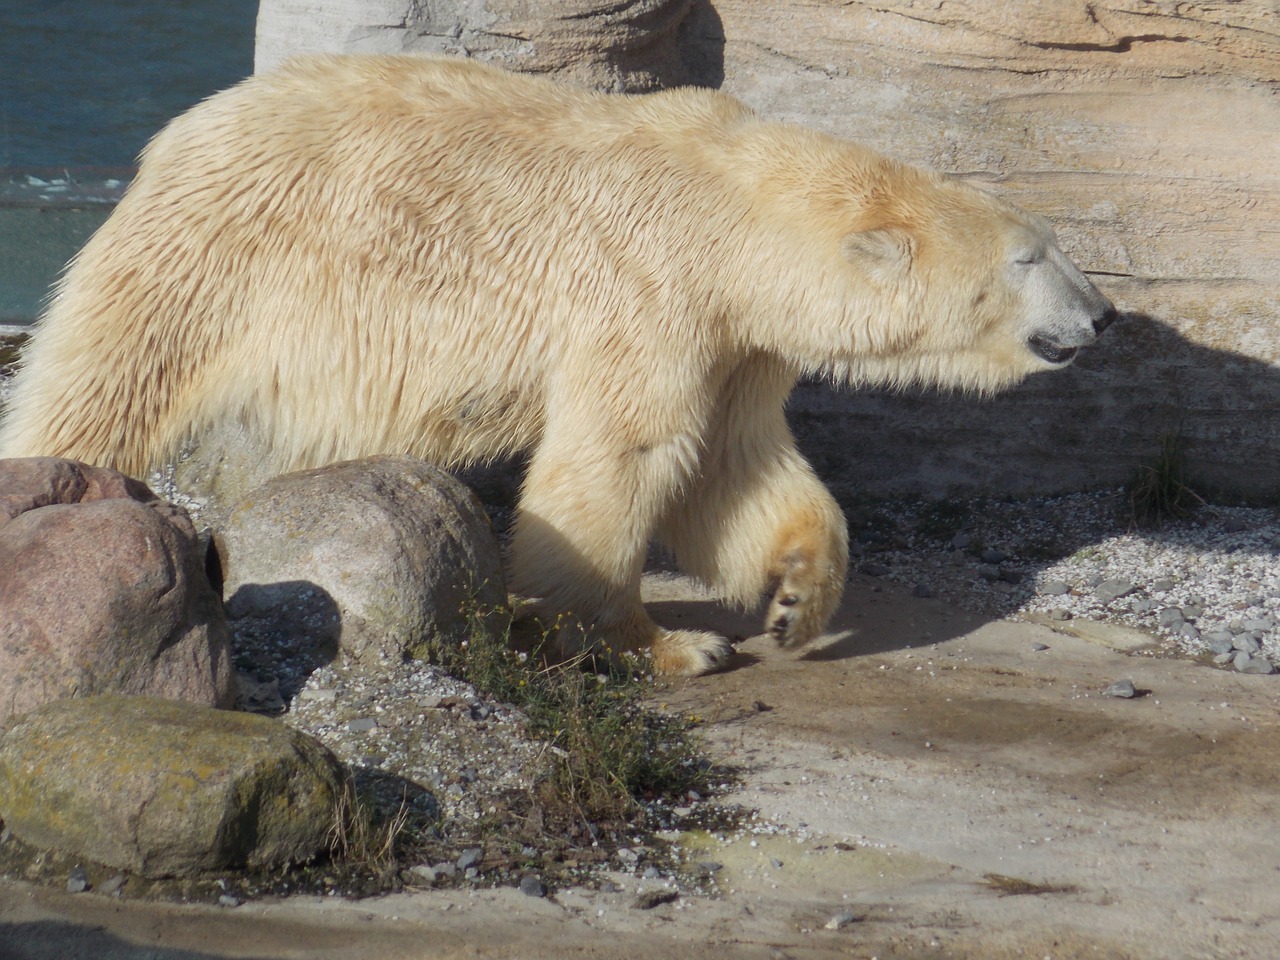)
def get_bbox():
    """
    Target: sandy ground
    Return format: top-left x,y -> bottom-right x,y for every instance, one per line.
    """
3,572 -> 1279,959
